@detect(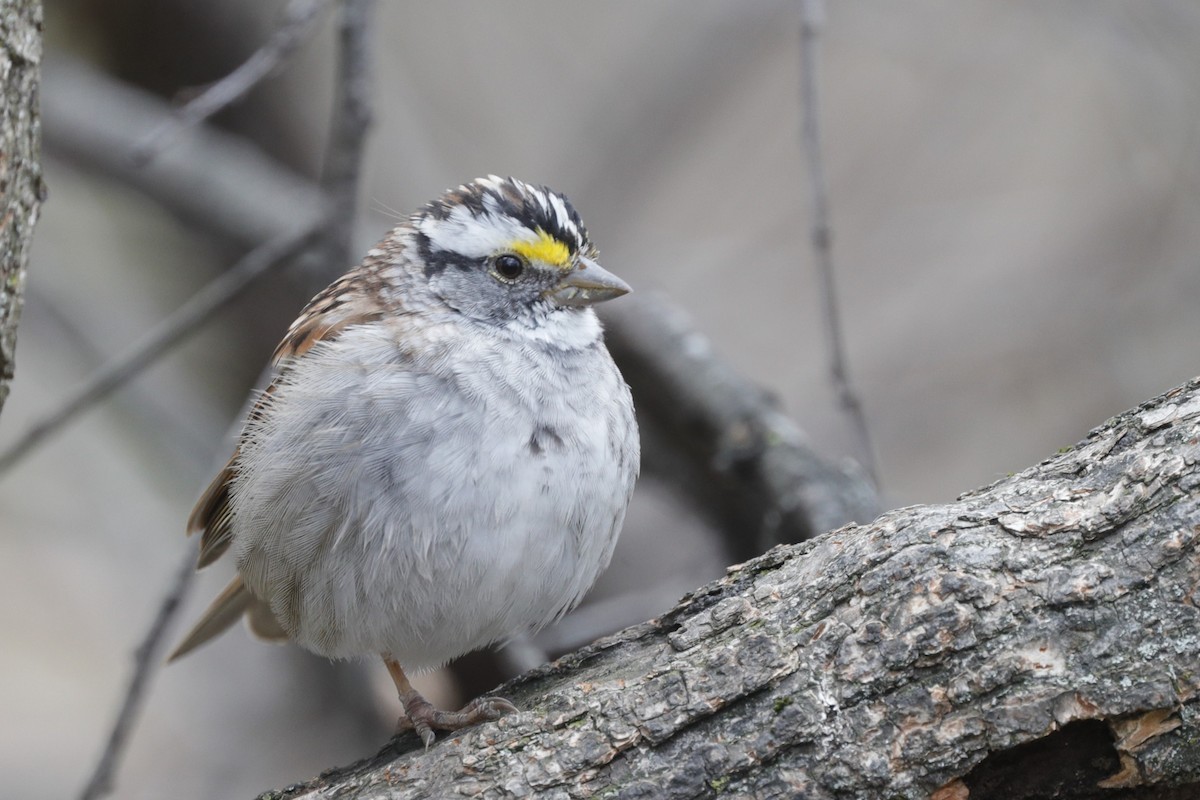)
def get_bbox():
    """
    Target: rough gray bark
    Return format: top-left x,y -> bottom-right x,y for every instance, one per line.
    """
267,377 -> 1200,800
0,0 -> 43,415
